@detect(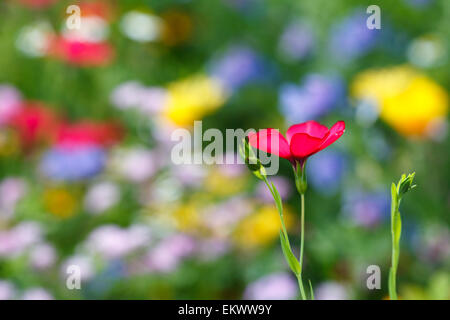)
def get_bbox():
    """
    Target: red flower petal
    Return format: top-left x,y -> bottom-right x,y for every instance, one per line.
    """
316,121 -> 346,152
286,120 -> 329,142
248,129 -> 292,160
289,132 -> 323,159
